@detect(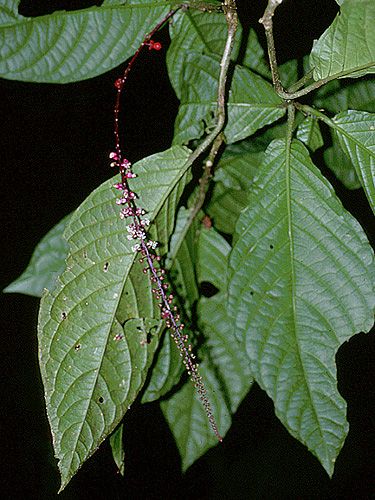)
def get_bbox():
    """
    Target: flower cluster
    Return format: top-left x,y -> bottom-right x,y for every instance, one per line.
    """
109,149 -> 222,441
